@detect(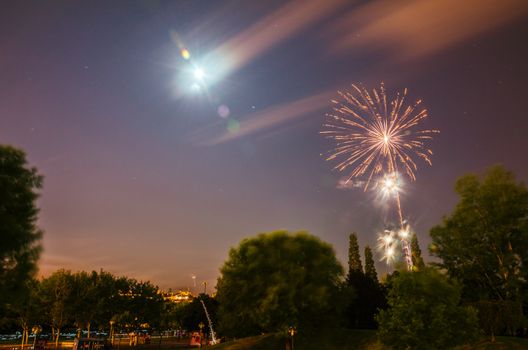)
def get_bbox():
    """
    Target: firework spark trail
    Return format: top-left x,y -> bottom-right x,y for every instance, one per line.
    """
322,83 -> 438,269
